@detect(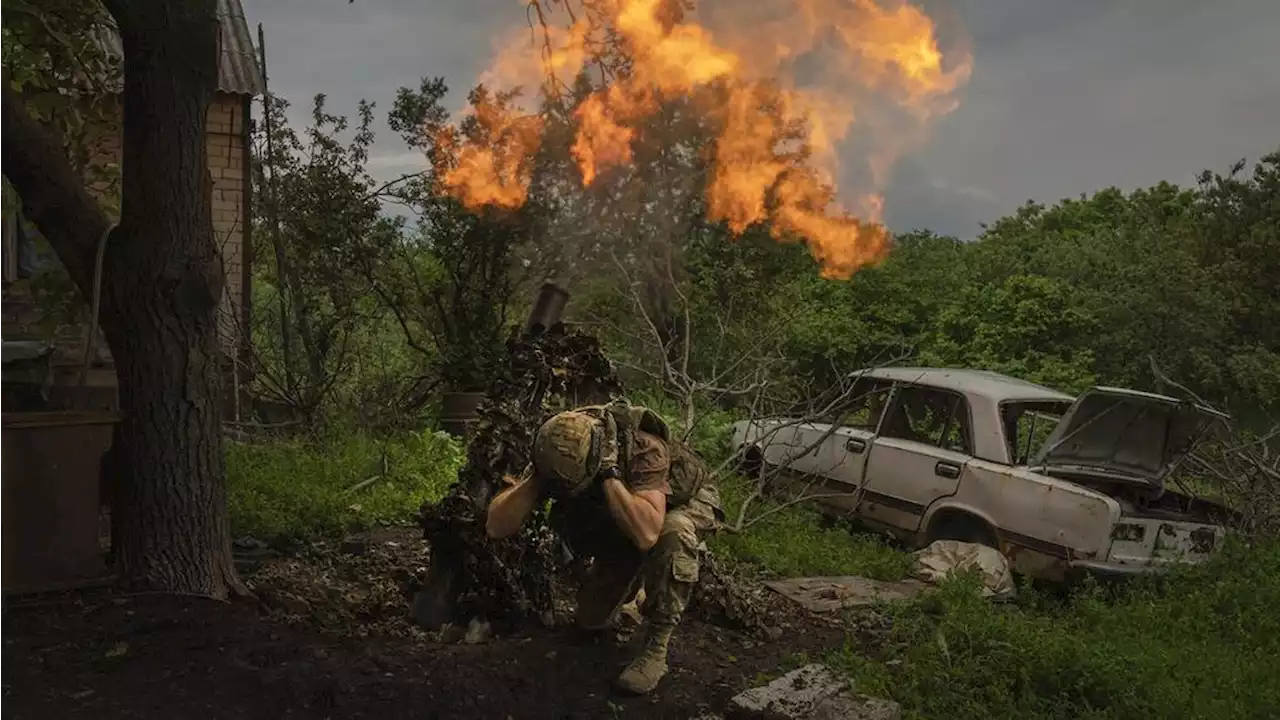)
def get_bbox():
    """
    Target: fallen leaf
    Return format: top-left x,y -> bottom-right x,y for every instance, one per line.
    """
105,641 -> 129,658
